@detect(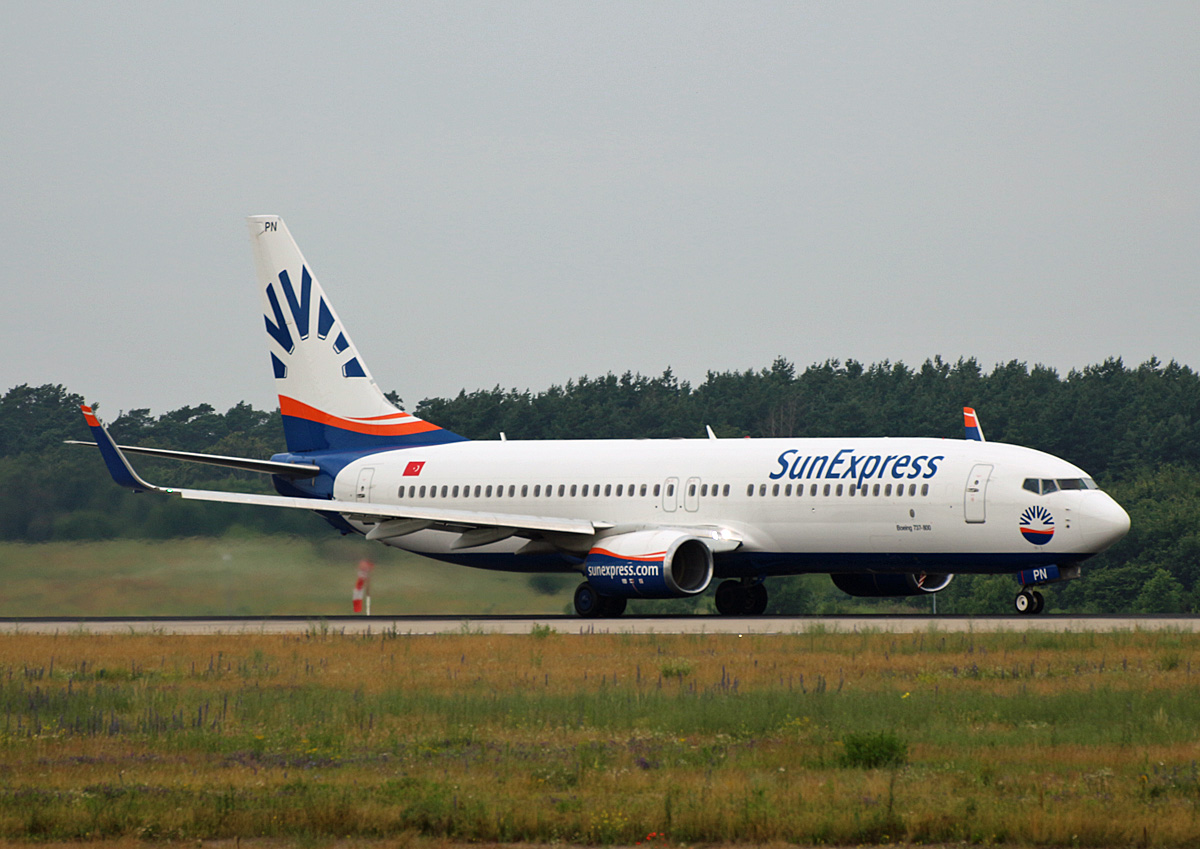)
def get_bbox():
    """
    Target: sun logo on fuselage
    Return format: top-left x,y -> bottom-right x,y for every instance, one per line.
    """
1018,505 -> 1055,546
263,266 -> 365,380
